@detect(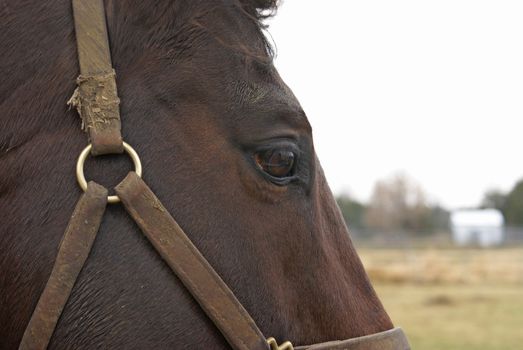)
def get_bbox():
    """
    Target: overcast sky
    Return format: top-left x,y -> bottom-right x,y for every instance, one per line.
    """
267,0 -> 523,209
